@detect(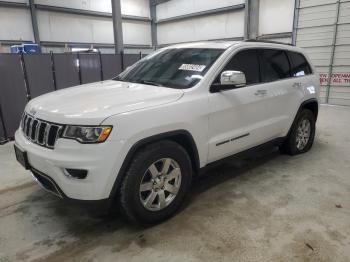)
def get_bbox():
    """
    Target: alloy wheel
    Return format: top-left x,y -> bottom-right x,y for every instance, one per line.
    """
296,118 -> 311,150
139,158 -> 182,211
